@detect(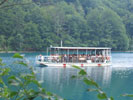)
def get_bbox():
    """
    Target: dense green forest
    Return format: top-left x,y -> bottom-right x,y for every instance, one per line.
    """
0,0 -> 132,51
